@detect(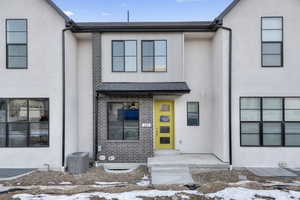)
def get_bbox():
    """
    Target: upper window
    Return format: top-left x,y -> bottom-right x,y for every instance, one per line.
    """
142,40 -> 167,72
112,40 -> 137,72
0,98 -> 49,148
240,97 -> 300,147
6,19 -> 28,69
261,17 -> 283,67
187,102 -> 200,126
108,102 -> 139,140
